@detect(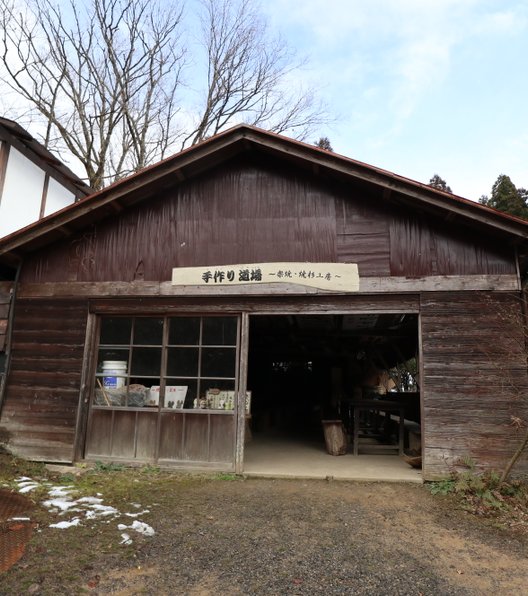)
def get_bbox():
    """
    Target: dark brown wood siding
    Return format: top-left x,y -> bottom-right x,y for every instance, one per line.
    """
336,195 -> 391,276
0,281 -> 13,415
20,160 -> 338,283
19,157 -> 515,284
389,213 -> 515,276
421,292 -> 528,480
0,298 -> 87,461
335,198 -> 515,278
0,281 -> 12,352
